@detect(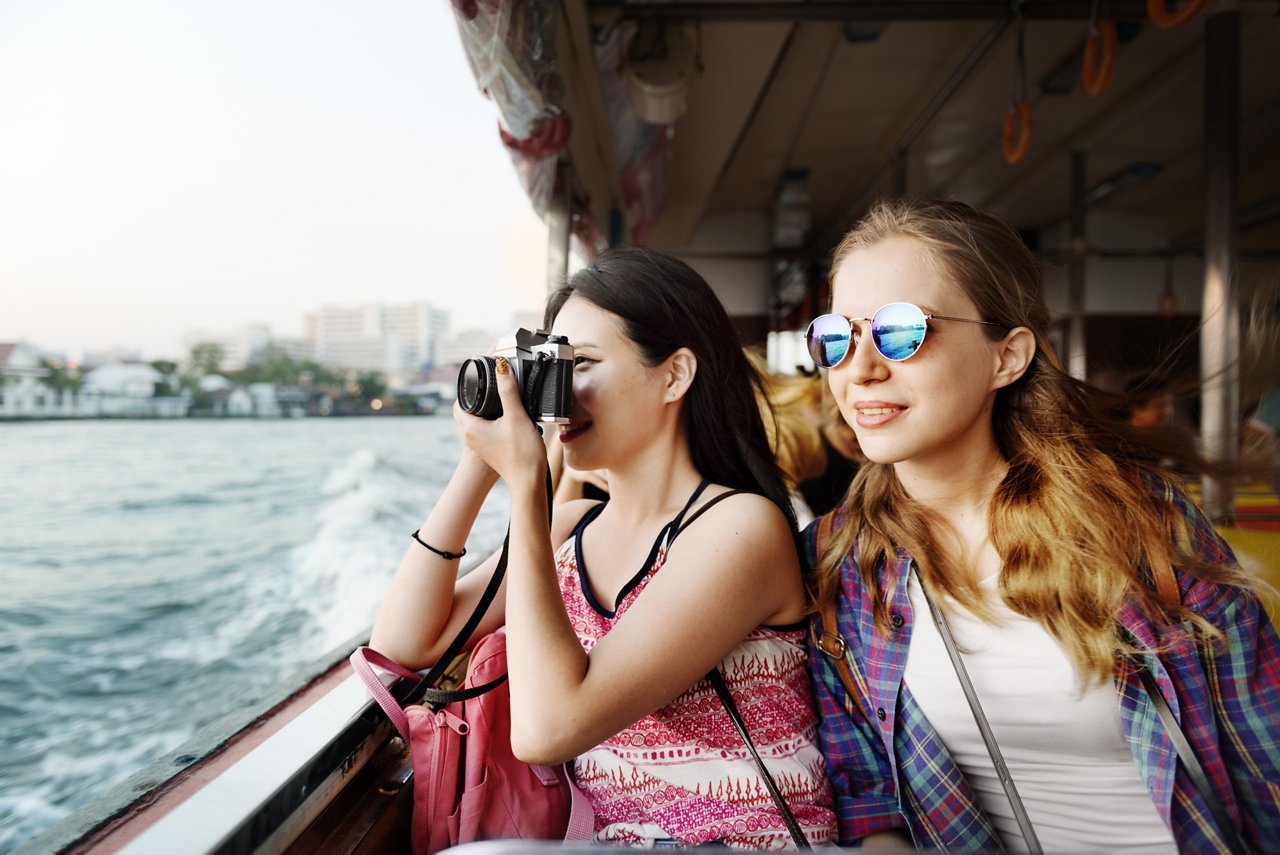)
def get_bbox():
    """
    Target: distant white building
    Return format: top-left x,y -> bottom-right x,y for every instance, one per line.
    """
308,302 -> 449,383
82,363 -> 190,418
219,382 -> 307,419
0,342 -> 60,417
